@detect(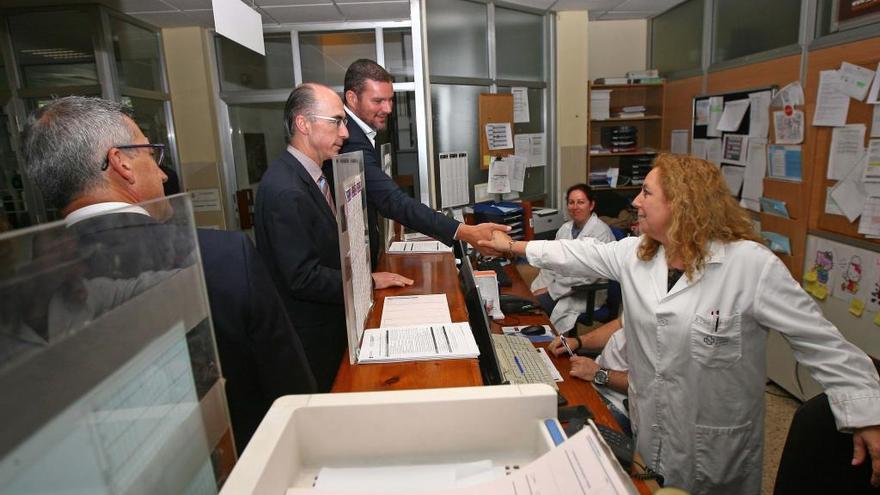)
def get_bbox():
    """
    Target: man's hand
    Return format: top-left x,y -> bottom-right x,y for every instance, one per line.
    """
853,425 -> 880,487
456,223 -> 510,257
548,336 -> 578,357
372,272 -> 414,289
532,287 -> 549,297
475,229 -> 515,256
569,356 -> 600,382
